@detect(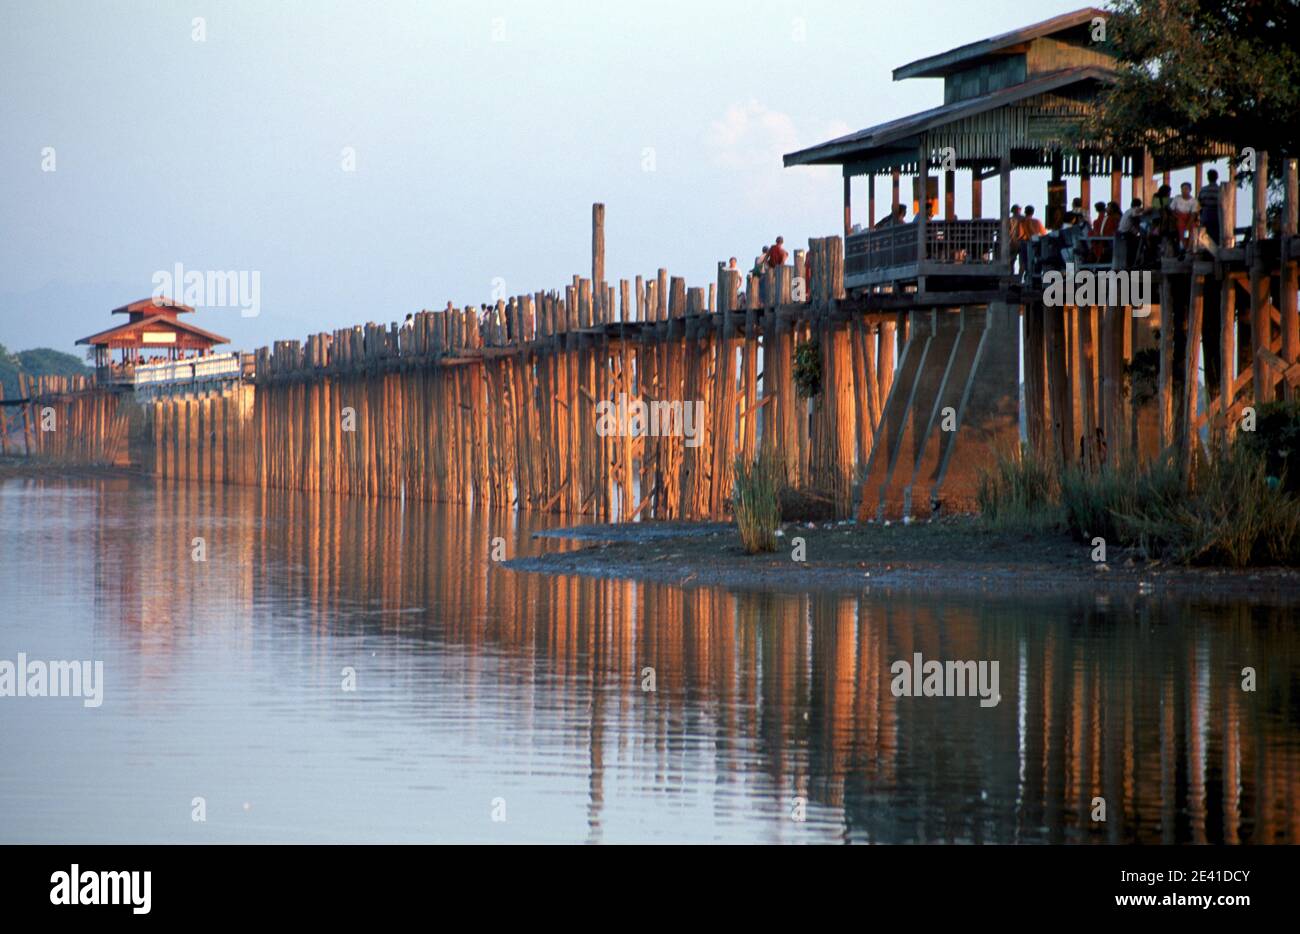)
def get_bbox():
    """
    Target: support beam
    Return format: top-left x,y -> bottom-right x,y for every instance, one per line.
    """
998,152 -> 1011,266
843,173 -> 852,238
